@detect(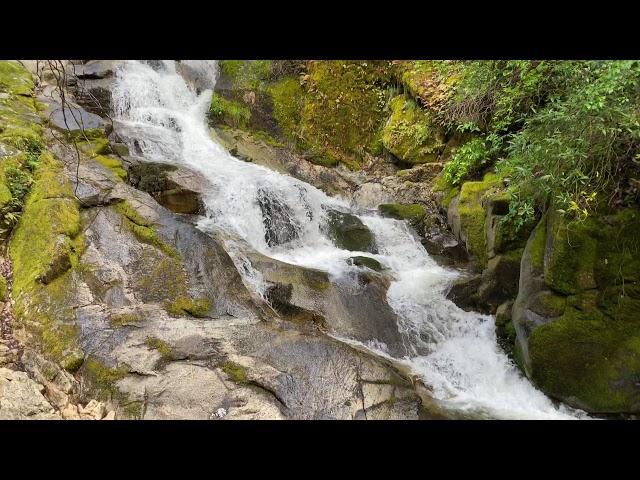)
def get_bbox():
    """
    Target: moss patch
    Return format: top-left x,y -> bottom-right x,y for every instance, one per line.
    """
145,337 -> 173,359
164,296 -> 211,318
222,360 -> 249,384
110,312 -> 140,327
456,173 -> 502,267
9,155 -> 82,298
382,95 -> 444,165
378,203 -> 426,224
113,201 -> 179,259
299,61 -> 394,169
94,154 -> 127,181
209,93 -> 251,129
0,61 -> 34,96
544,208 -> 640,295
529,305 -> 640,412
267,77 -> 304,141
